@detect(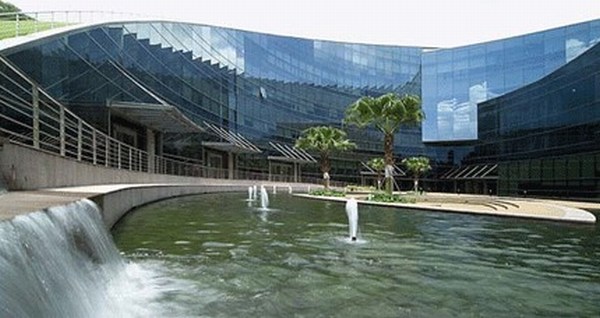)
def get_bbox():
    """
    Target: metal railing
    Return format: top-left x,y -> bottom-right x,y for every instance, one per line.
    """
0,11 -> 144,40
0,55 -> 241,181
